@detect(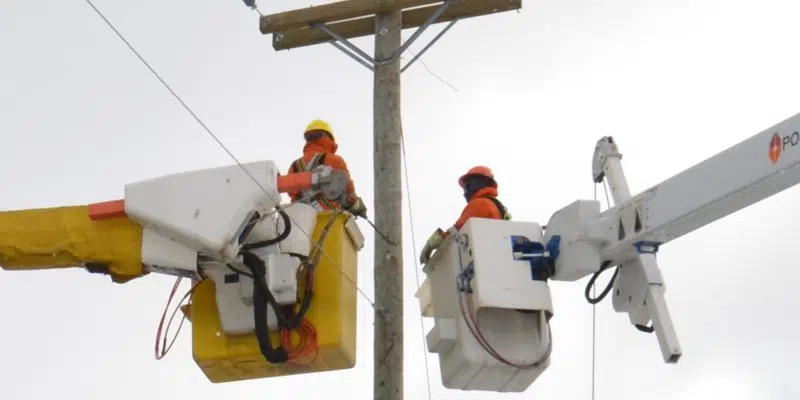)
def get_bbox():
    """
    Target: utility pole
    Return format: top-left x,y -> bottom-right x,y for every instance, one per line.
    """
258,1 -> 522,398
372,10 -> 404,400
